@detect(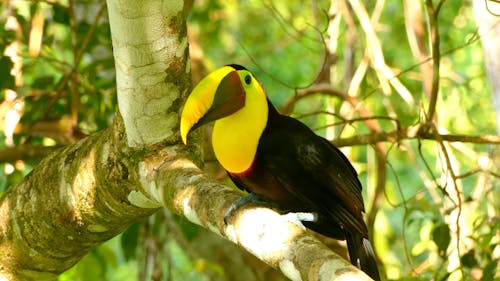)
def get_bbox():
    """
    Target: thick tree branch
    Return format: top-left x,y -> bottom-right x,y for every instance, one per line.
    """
137,146 -> 374,281
107,0 -> 189,147
0,117 -> 159,280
